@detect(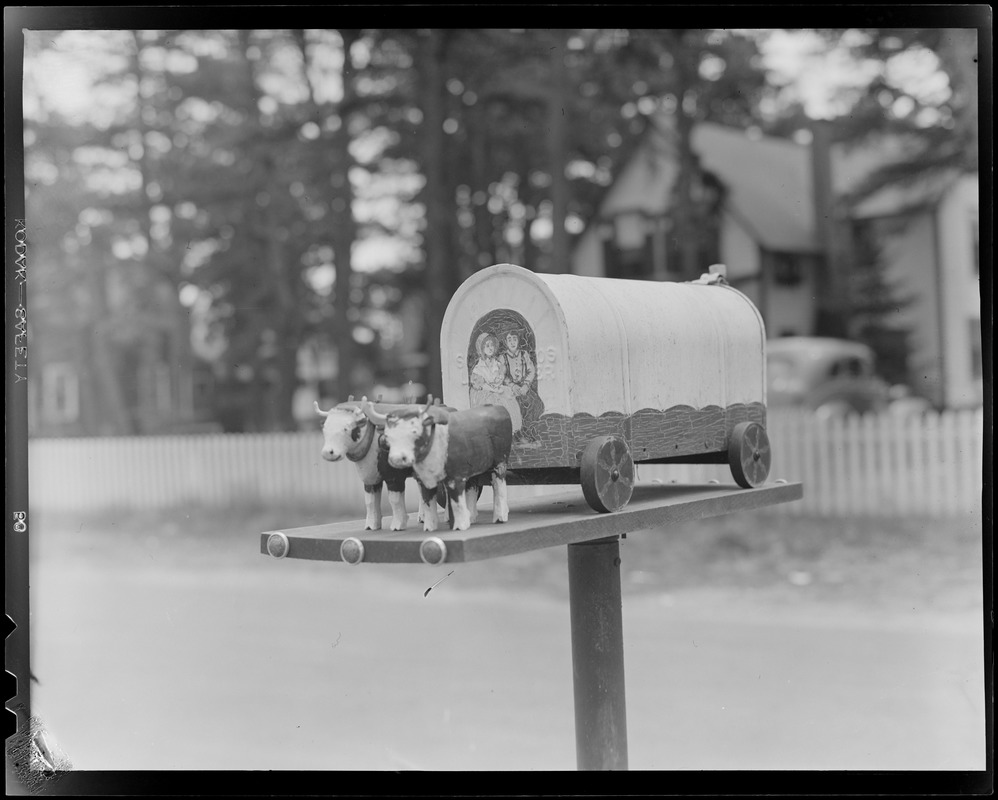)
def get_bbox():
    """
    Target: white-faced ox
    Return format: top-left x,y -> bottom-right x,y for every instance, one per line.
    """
365,401 -> 514,532
314,400 -> 426,531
